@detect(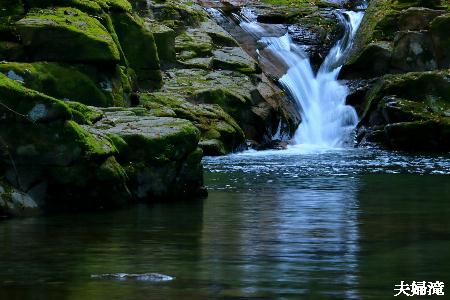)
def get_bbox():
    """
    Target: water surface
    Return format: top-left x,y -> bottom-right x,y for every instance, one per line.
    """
1,149 -> 450,299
